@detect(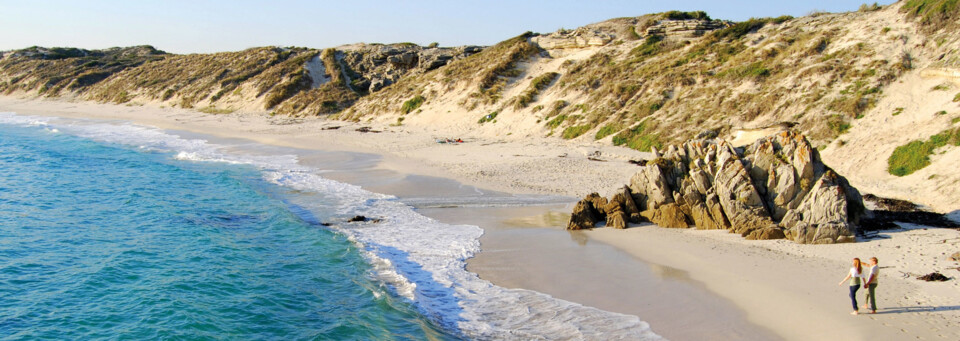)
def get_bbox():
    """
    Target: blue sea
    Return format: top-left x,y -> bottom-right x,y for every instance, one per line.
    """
0,112 -> 660,340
